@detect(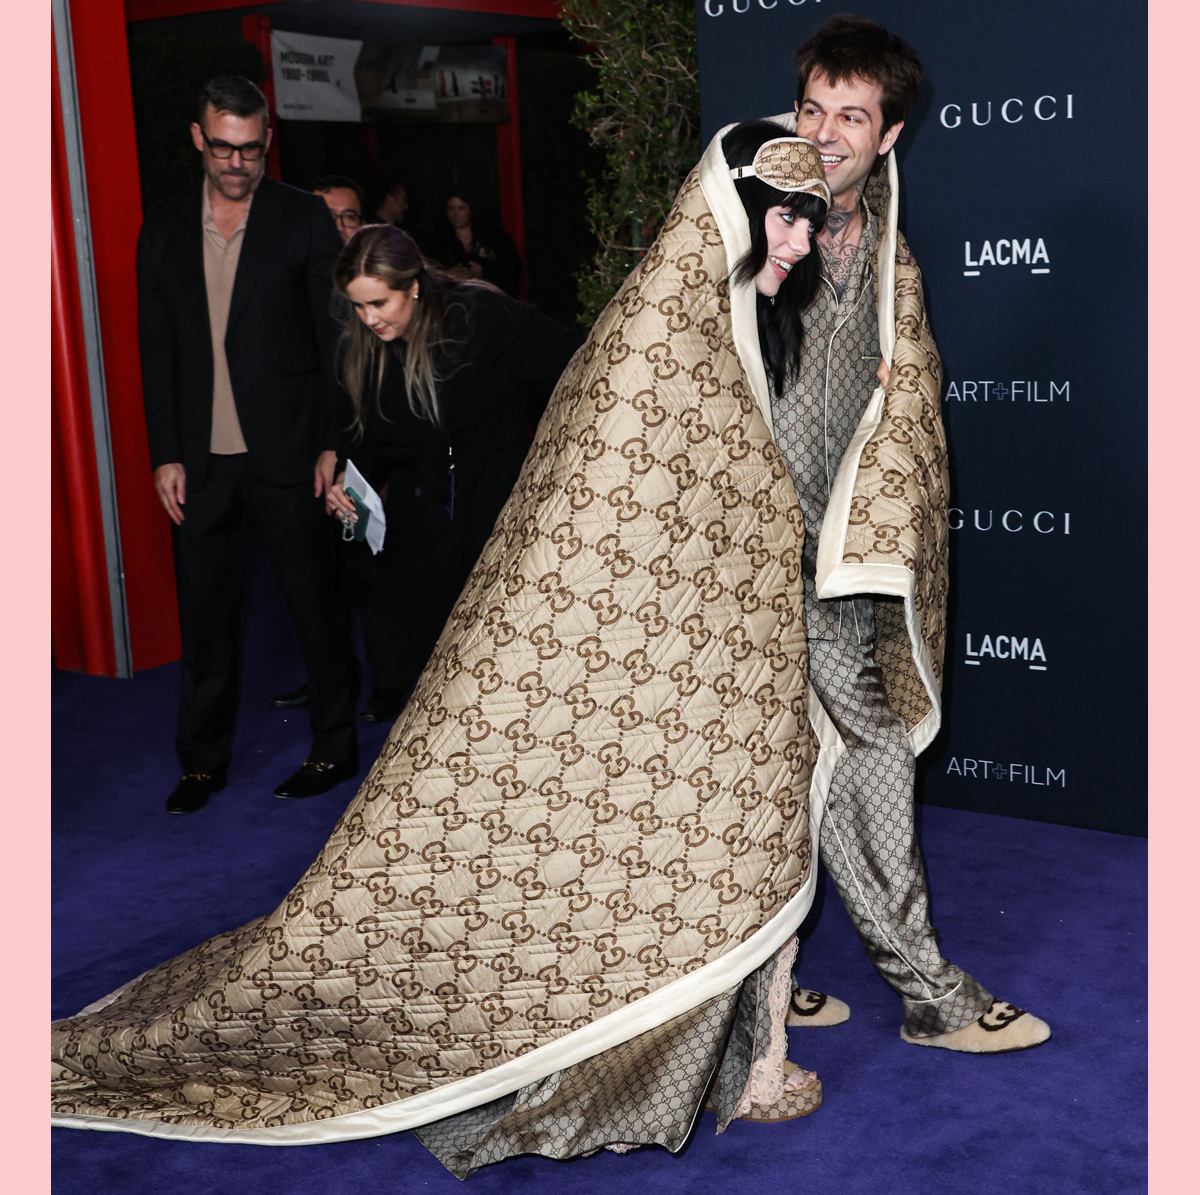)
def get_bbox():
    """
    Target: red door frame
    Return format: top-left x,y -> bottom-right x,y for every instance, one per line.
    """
493,35 -> 527,296
57,0 -> 180,674
52,46 -> 116,677
240,14 -> 283,181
